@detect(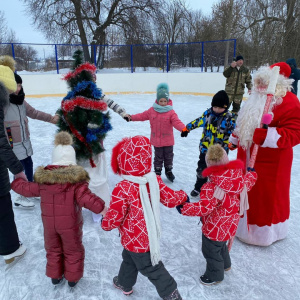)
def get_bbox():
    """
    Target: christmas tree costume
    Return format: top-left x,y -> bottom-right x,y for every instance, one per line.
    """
232,62 -> 300,246
56,50 -> 112,222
